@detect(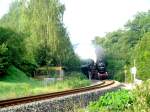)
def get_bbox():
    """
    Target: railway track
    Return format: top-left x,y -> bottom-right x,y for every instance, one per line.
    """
0,80 -> 115,108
